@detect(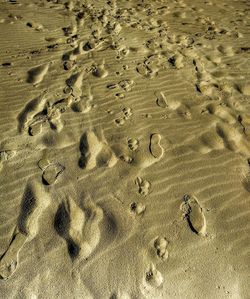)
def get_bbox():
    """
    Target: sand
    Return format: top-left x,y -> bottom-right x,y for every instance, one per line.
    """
0,0 -> 250,298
